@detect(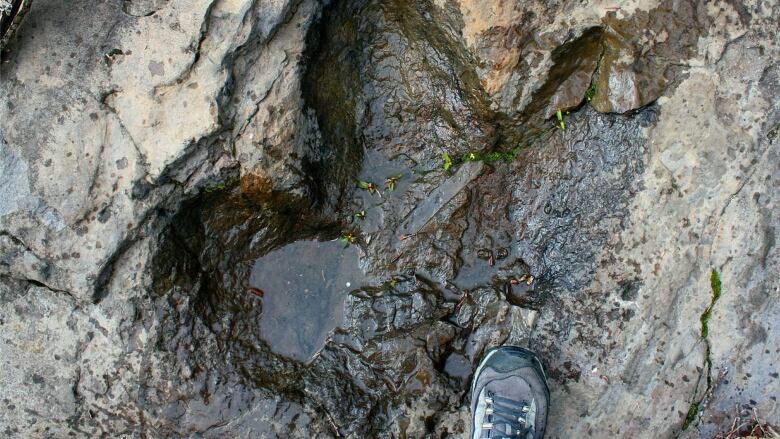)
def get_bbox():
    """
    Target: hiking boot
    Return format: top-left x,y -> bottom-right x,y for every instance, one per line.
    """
470,346 -> 550,439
